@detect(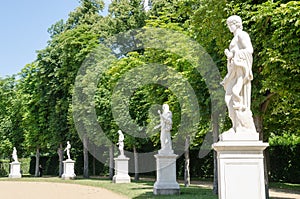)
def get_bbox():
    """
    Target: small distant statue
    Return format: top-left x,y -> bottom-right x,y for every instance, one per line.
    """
64,141 -> 71,160
117,130 -> 125,157
221,15 -> 257,134
12,147 -> 18,163
155,104 -> 173,151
